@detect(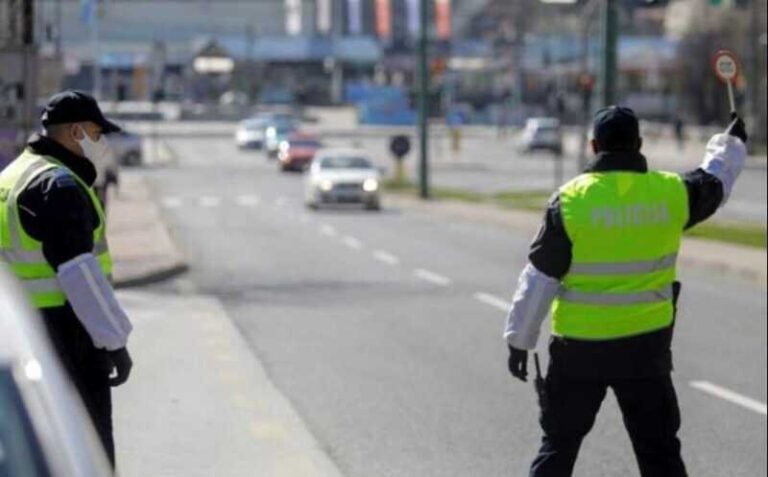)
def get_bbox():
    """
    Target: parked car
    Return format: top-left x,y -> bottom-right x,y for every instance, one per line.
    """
235,117 -> 269,150
278,133 -> 323,172
305,148 -> 381,211
0,265 -> 113,477
107,130 -> 143,166
519,117 -> 563,155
